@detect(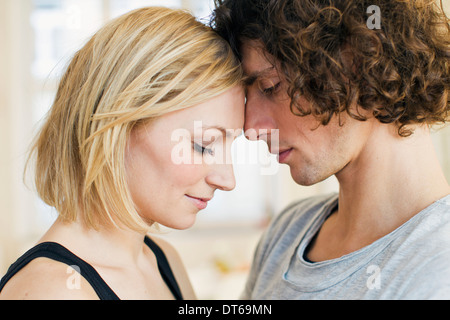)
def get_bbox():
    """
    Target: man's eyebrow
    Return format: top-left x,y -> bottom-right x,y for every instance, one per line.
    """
243,66 -> 276,86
